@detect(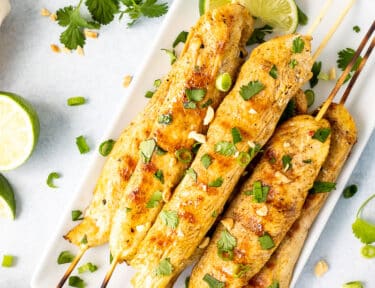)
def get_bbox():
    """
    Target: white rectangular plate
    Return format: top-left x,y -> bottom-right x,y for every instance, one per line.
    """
32,0 -> 375,287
